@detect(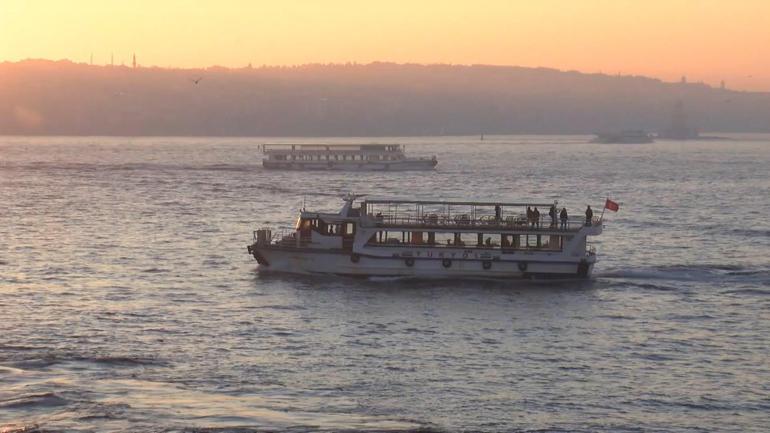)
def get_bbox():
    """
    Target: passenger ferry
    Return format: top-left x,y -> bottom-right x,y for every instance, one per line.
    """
591,130 -> 654,144
262,144 -> 437,171
247,194 -> 605,280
